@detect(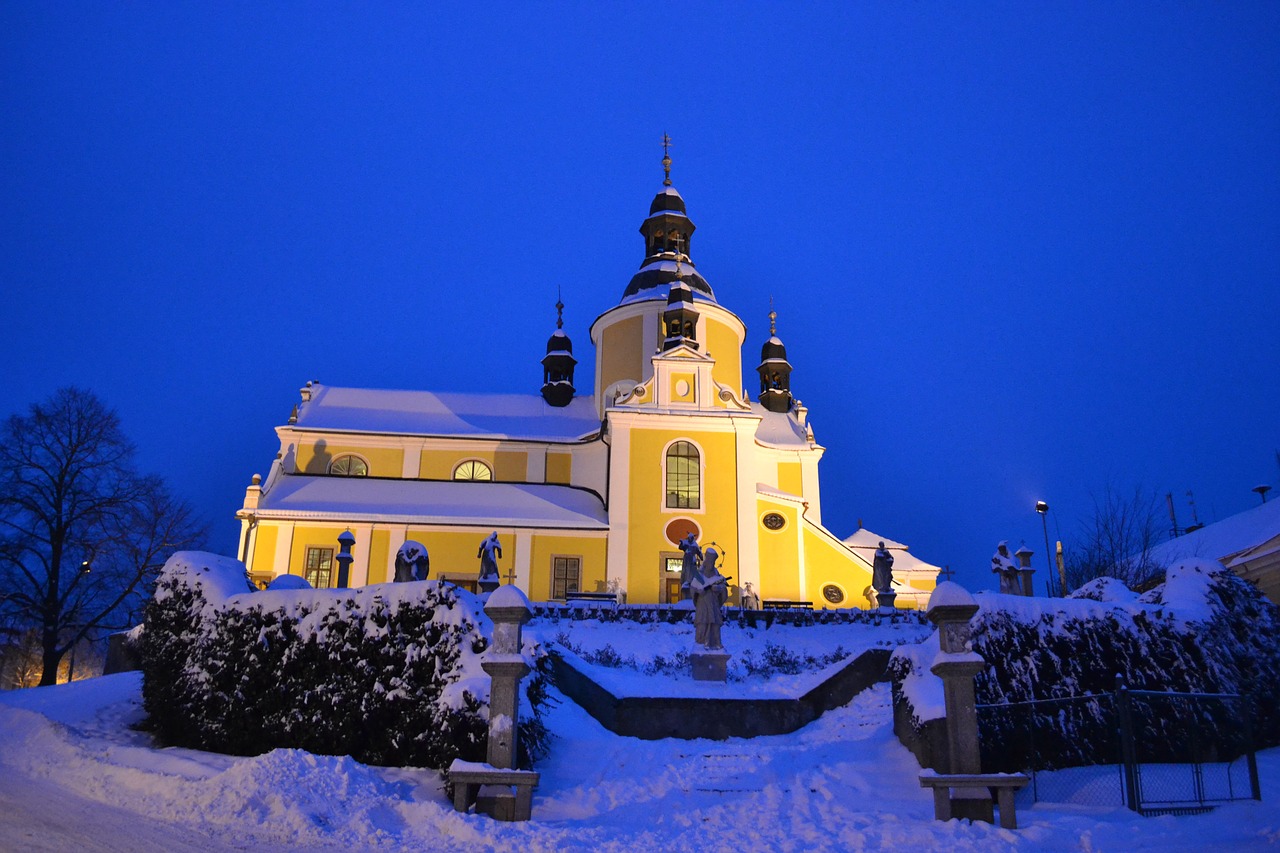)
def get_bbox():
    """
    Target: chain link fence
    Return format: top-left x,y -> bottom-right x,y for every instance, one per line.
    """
977,677 -> 1261,815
